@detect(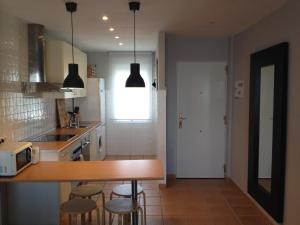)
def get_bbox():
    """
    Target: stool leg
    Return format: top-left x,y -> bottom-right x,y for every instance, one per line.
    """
109,193 -> 113,225
101,192 -> 106,225
139,208 -> 144,225
59,212 -> 63,225
68,214 -> 72,225
109,212 -> 113,225
96,208 -> 101,225
88,197 -> 92,223
142,191 -> 146,225
118,215 -> 122,225
74,214 -> 78,225
81,213 -> 86,225
123,214 -> 130,225
66,197 -> 73,225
